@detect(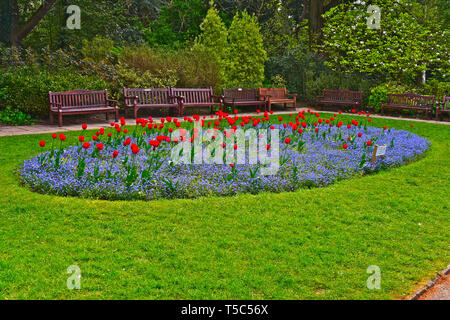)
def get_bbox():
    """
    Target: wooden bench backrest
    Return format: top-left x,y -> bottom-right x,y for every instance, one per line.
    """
49,90 -> 108,108
441,96 -> 450,111
223,88 -> 258,101
258,88 -> 287,99
387,94 -> 434,107
124,88 -> 173,106
322,89 -> 362,102
171,87 -> 213,104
